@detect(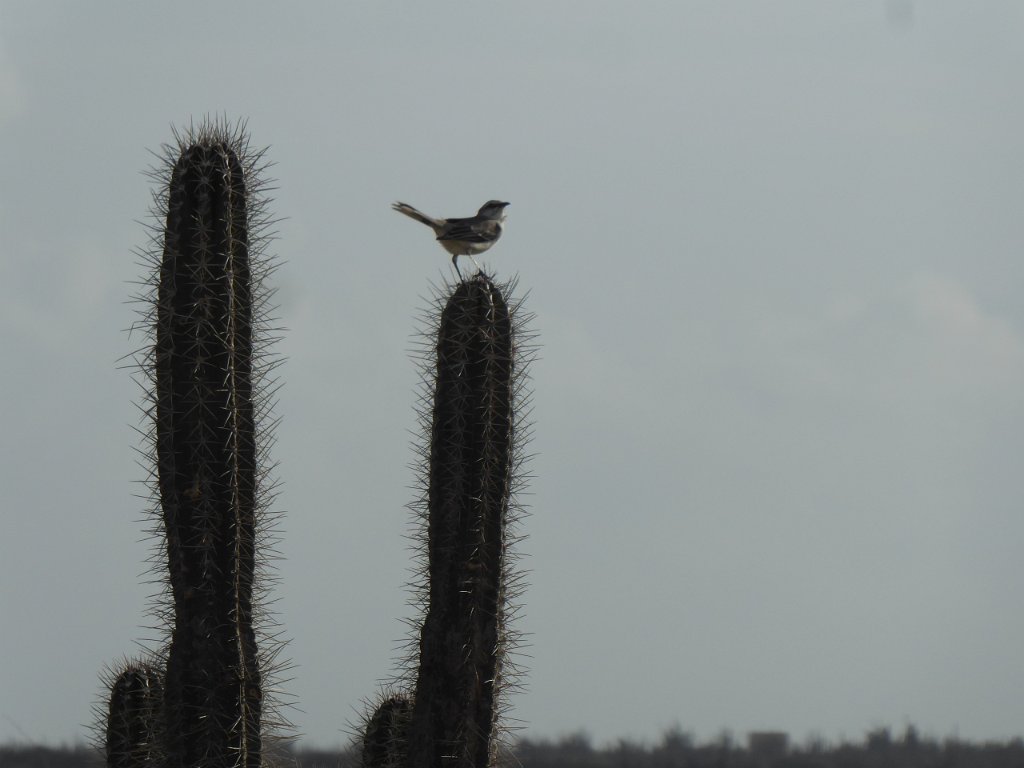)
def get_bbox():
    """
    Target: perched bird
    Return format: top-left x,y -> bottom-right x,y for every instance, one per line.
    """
391,199 -> 510,278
